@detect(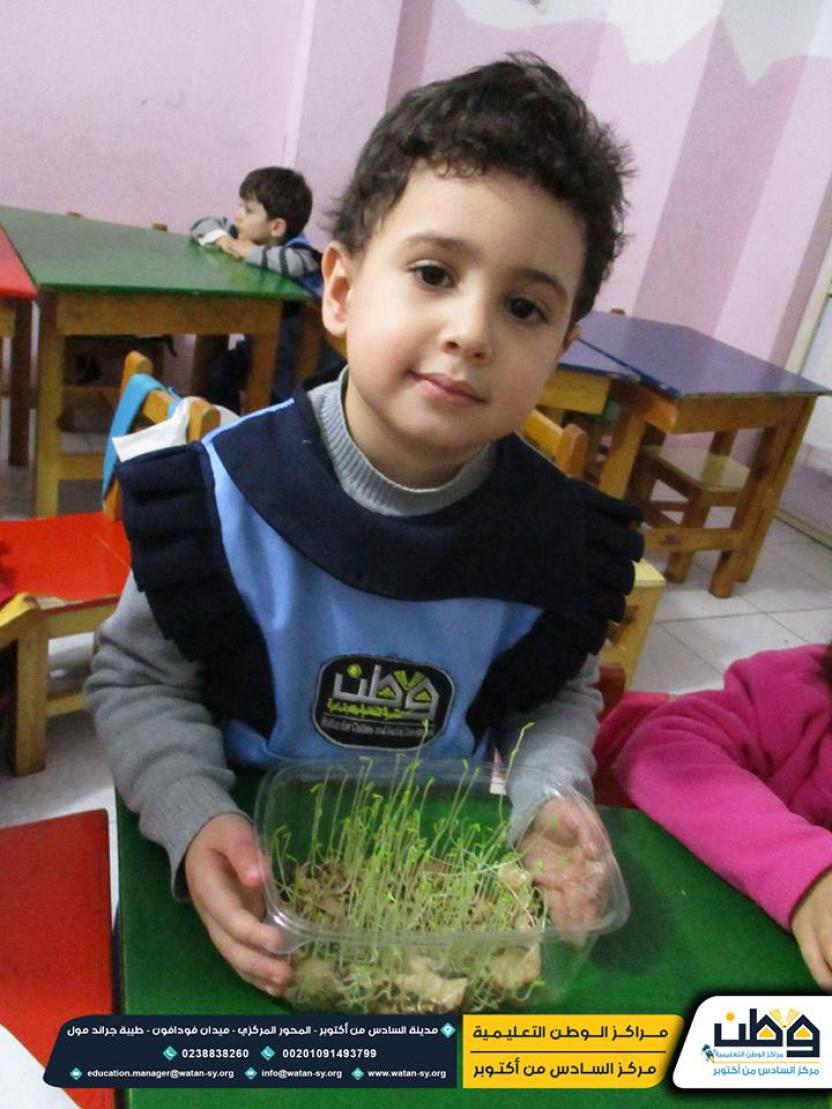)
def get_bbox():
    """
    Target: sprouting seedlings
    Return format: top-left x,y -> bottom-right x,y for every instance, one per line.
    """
267,757 -> 551,1013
